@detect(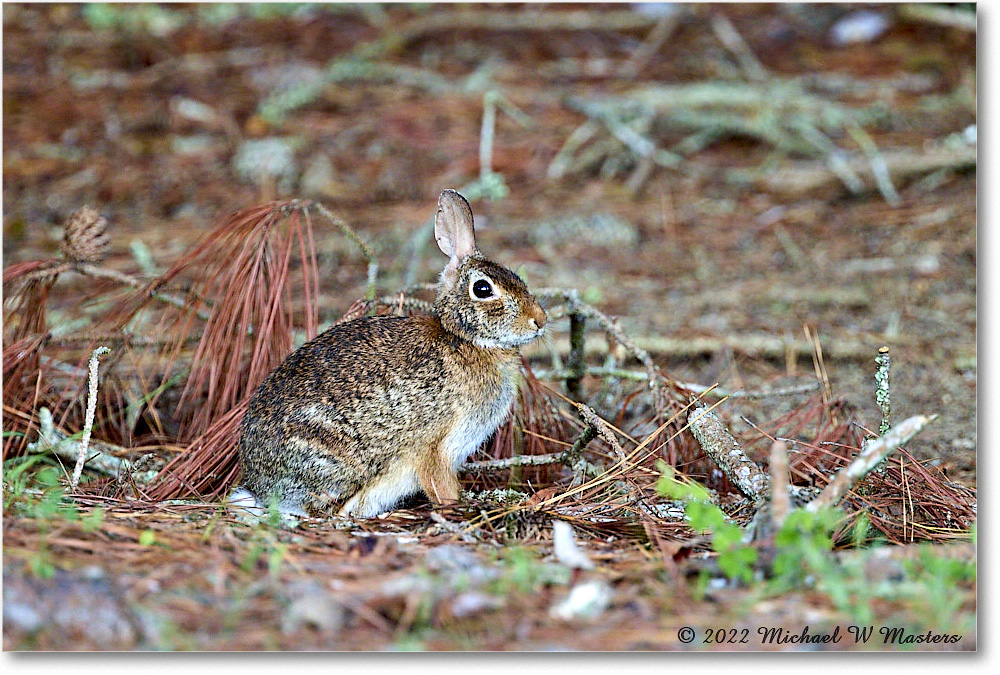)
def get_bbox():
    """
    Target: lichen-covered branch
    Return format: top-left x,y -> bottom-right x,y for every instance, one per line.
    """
805,414 -> 935,513
688,403 -> 770,501
577,404 -> 627,462
875,346 -> 891,435
27,407 -> 137,479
